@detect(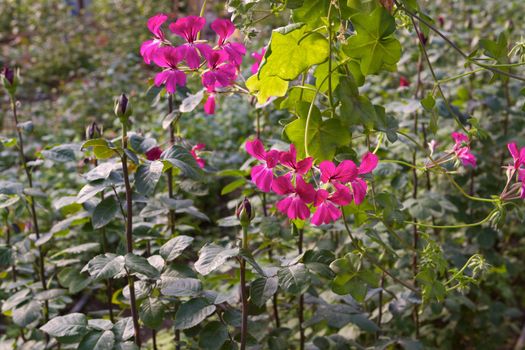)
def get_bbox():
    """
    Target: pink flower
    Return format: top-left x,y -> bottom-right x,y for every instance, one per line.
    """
145,146 -> 163,161
451,132 -> 476,168
319,160 -> 358,184
153,47 -> 187,93
399,76 -> 410,87
204,92 -> 216,115
519,169 -> 525,199
169,16 -> 212,69
140,14 -> 168,64
279,144 -> 313,176
251,47 -> 266,74
211,18 -> 246,67
507,142 -> 525,171
201,50 -> 237,88
246,139 -> 280,192
272,175 -> 315,220
311,184 -> 352,225
191,143 -> 206,168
